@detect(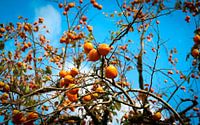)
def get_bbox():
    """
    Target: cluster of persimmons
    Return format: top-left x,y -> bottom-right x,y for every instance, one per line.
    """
58,42 -> 118,104
191,29 -> 200,78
